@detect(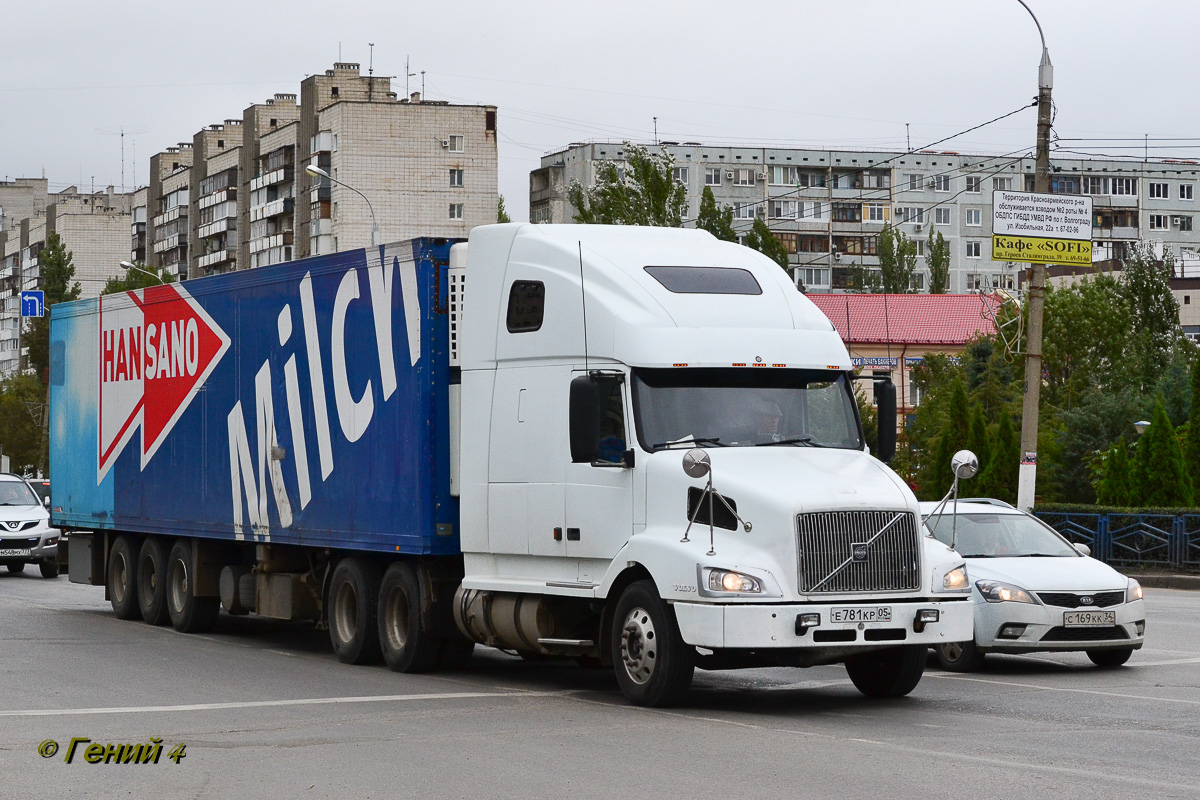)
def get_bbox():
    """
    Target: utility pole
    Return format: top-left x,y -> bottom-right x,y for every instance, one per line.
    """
1017,0 -> 1052,511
